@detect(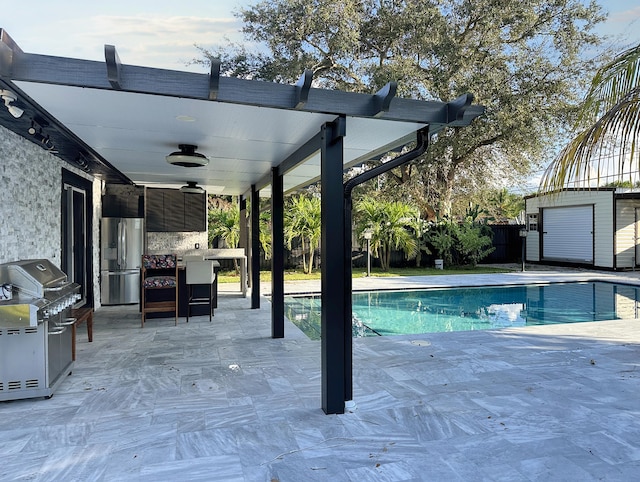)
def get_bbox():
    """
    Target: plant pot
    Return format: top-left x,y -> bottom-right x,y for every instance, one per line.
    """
434,259 -> 444,270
